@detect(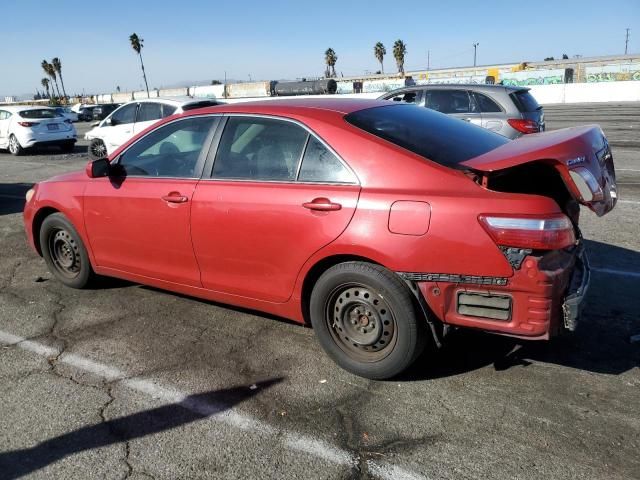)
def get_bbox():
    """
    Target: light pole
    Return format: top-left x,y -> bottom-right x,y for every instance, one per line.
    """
473,42 -> 479,67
